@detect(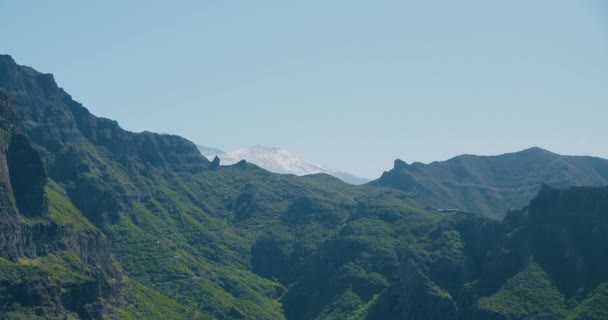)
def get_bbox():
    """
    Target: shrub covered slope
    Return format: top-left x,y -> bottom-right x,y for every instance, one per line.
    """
1,55 -> 607,319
